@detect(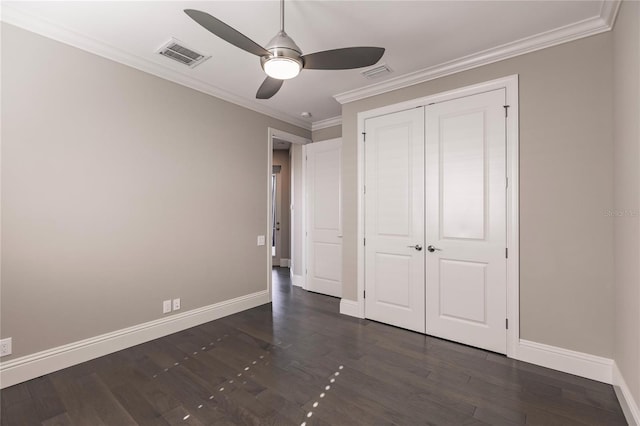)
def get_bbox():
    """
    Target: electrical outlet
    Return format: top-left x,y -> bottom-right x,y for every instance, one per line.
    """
173,298 -> 181,311
257,235 -> 266,246
163,300 -> 172,314
0,338 -> 12,357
